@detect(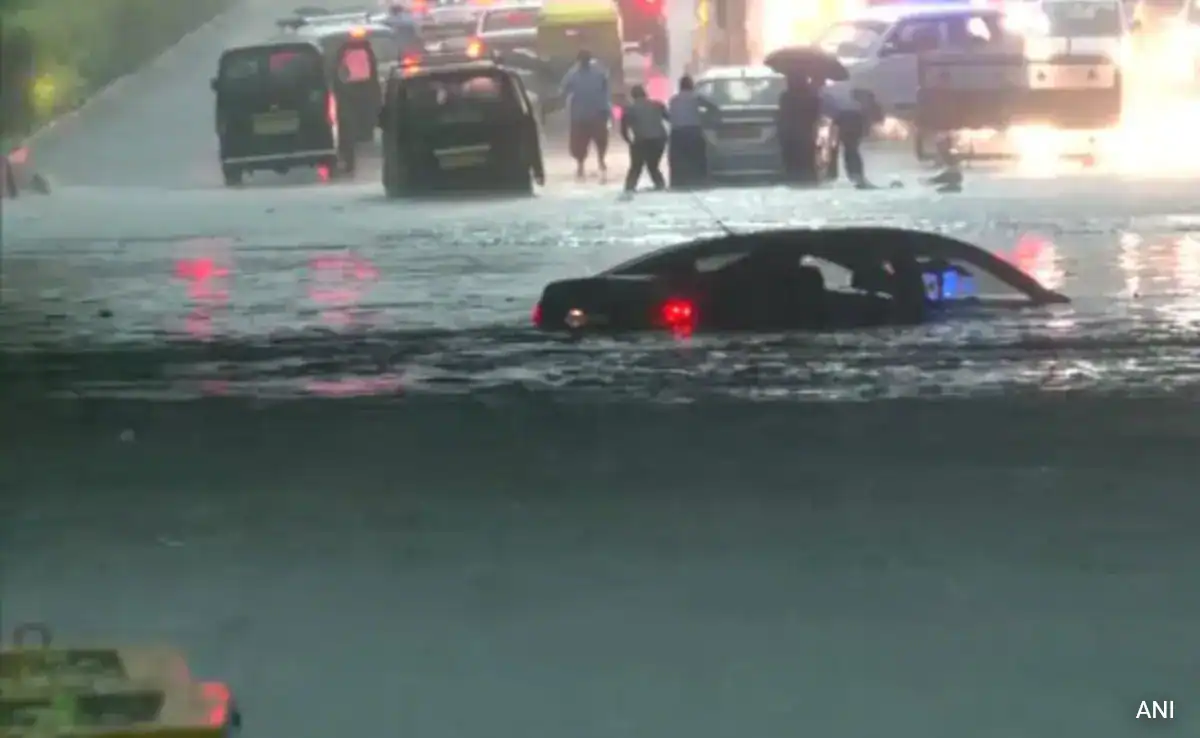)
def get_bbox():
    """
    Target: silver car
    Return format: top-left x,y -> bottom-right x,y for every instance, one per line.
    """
694,66 -> 838,182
